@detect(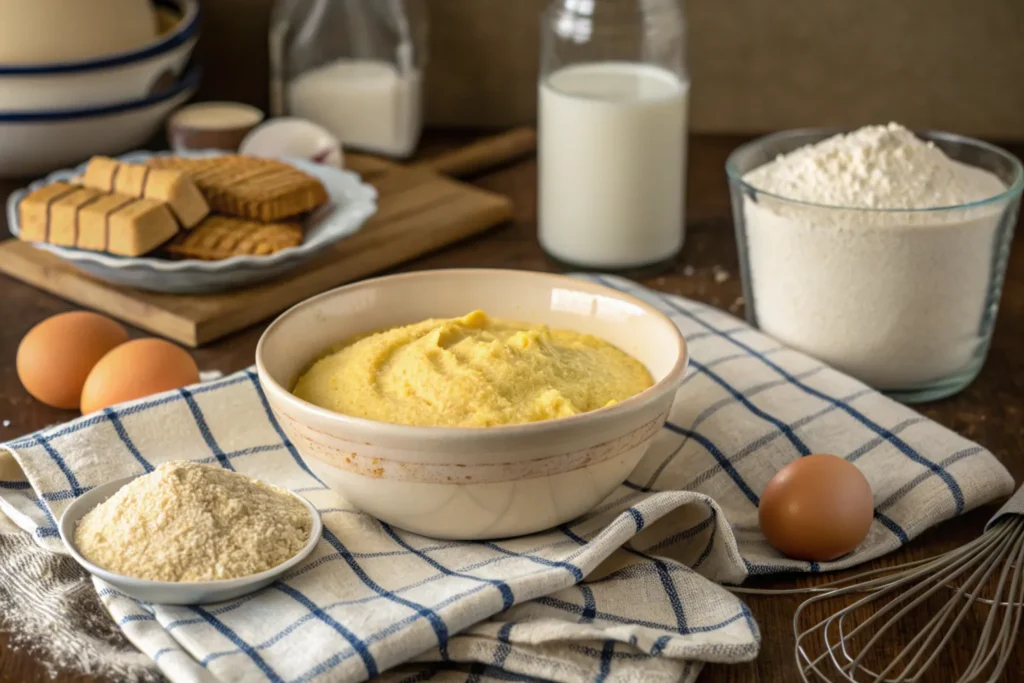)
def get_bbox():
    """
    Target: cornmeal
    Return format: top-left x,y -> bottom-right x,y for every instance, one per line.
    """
292,311 -> 654,428
74,461 -> 312,582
